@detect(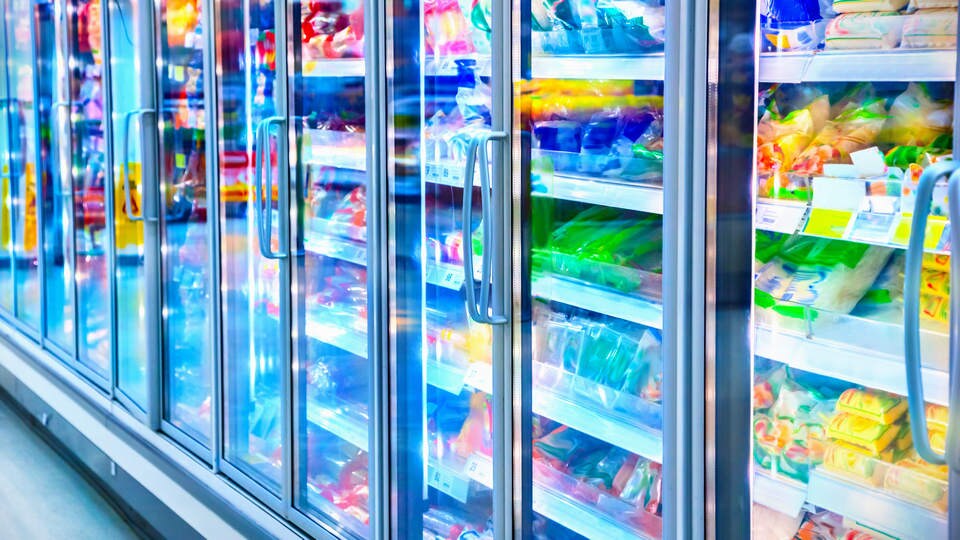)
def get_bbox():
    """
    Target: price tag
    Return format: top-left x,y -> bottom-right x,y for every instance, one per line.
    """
173,65 -> 185,83
428,462 -> 470,503
891,215 -> 947,251
463,363 -> 492,394
849,212 -> 896,245
175,153 -> 186,169
464,453 -> 493,488
754,202 -> 806,234
804,208 -> 853,239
